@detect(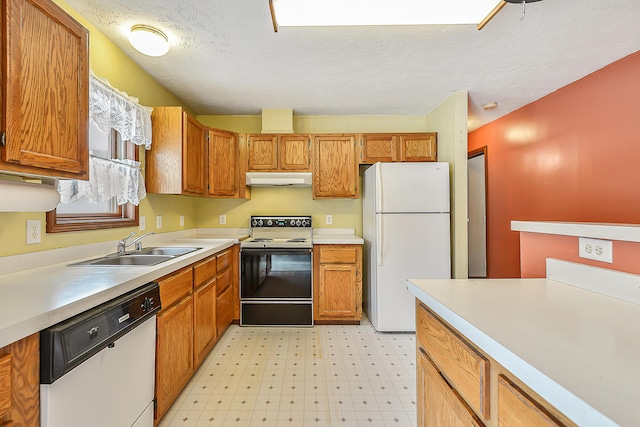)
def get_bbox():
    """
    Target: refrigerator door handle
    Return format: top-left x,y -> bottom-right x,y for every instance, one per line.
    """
377,214 -> 383,266
376,163 -> 382,213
